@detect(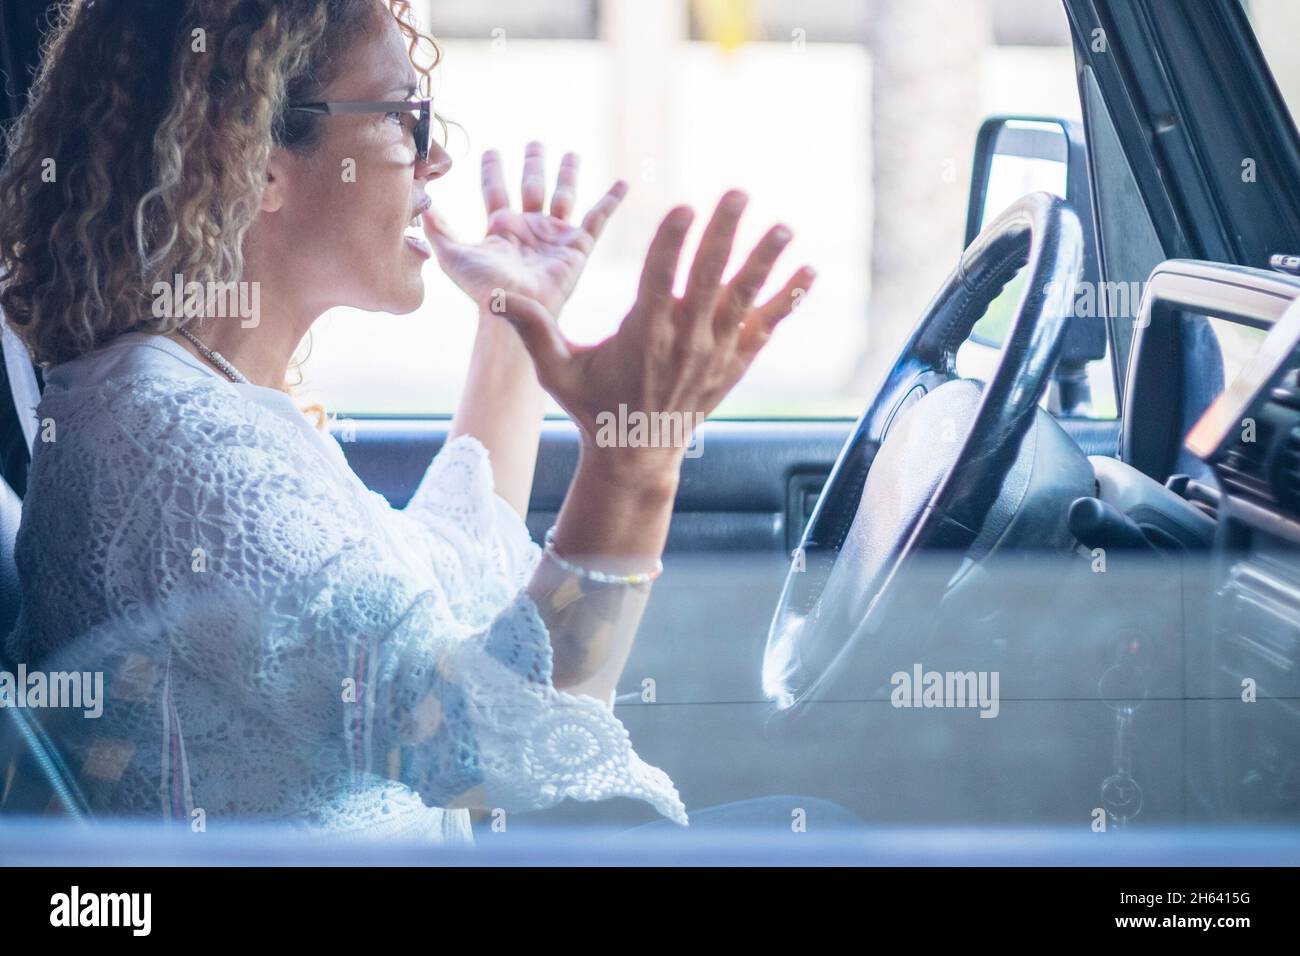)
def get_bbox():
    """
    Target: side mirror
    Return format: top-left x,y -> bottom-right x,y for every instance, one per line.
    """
966,118 -> 1069,245
964,116 -> 1108,393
